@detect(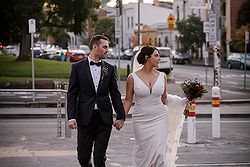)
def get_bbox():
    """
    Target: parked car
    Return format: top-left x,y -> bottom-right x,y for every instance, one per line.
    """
121,49 -> 134,60
156,47 -> 173,75
79,45 -> 90,55
67,50 -> 87,62
39,51 -> 54,60
32,47 -> 42,57
4,45 -> 17,56
0,43 -> 3,50
173,51 -> 189,64
107,47 -> 124,59
227,53 -> 250,70
53,49 -> 67,61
